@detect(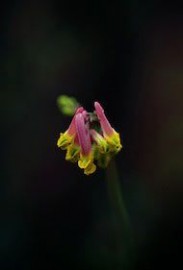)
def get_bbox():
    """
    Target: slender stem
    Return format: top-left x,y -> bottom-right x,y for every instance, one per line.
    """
106,160 -> 129,225
106,159 -> 134,254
